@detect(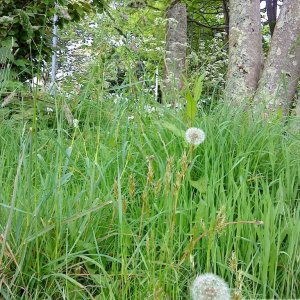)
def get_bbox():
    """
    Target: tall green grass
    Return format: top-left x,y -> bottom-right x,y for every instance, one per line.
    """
0,82 -> 299,299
